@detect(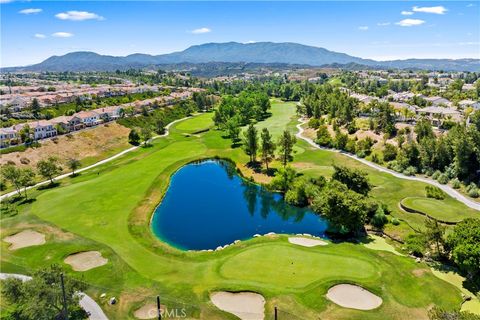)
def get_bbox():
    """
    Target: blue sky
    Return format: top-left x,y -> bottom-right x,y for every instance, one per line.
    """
1,1 -> 479,67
